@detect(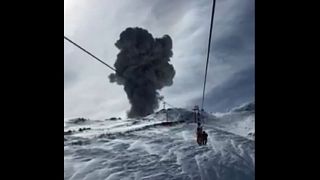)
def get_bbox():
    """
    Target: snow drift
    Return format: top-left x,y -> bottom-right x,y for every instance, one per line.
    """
64,102 -> 255,180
